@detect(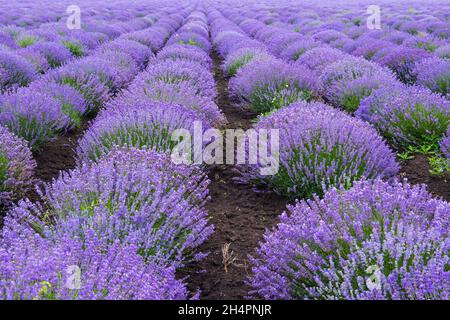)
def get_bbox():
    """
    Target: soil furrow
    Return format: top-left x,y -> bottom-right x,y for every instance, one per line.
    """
180,52 -> 288,300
